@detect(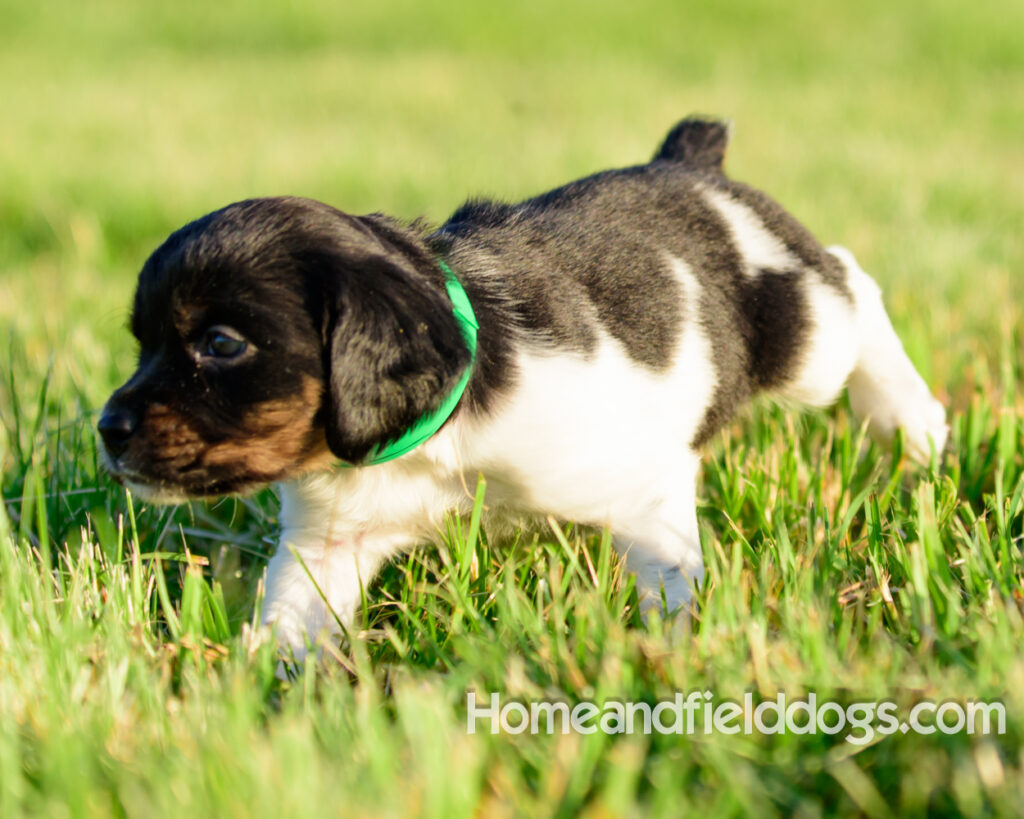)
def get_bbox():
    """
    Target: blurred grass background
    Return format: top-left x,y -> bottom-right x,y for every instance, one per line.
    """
3,0 -> 1020,347
1,0 -> 1023,815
